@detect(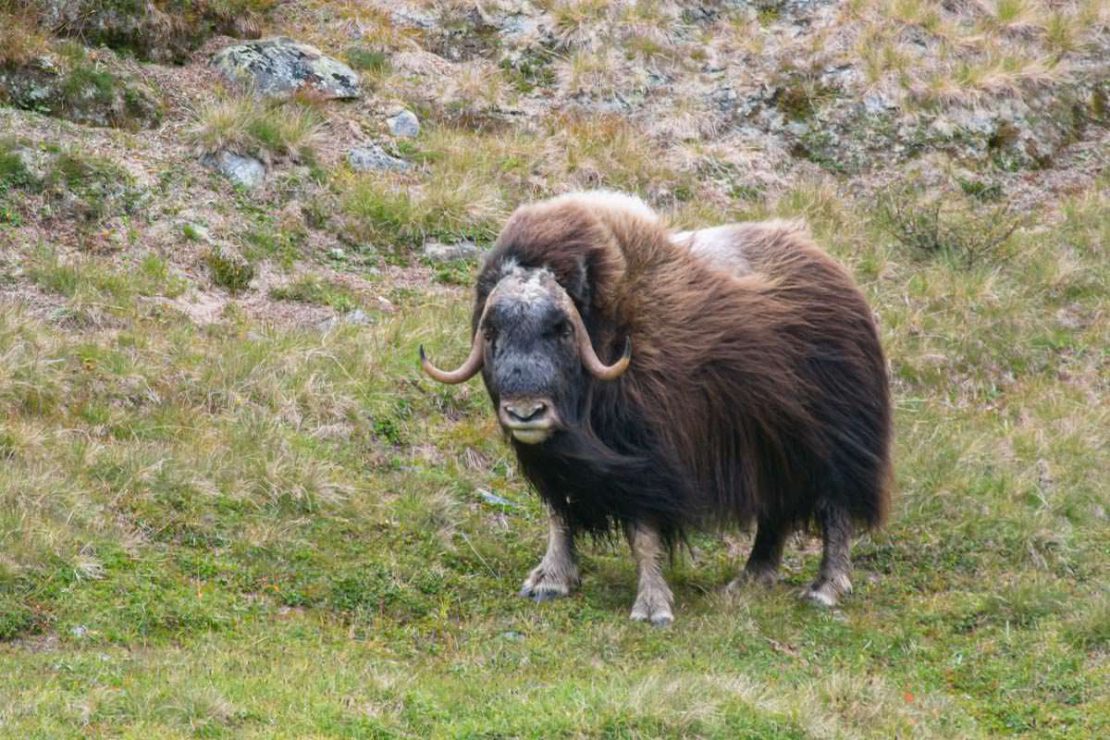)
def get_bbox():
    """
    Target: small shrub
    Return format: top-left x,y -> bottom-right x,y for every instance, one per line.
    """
1,38 -> 162,130
244,105 -> 319,158
205,244 -> 254,293
876,183 -> 1025,265
57,60 -> 162,130
957,177 -> 1004,202
772,68 -> 837,122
